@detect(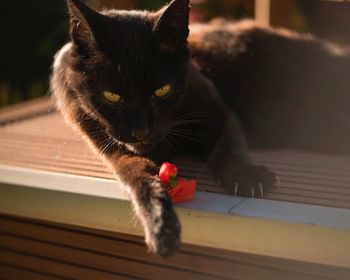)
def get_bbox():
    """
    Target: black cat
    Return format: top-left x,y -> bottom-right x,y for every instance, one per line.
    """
51,0 -> 350,256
